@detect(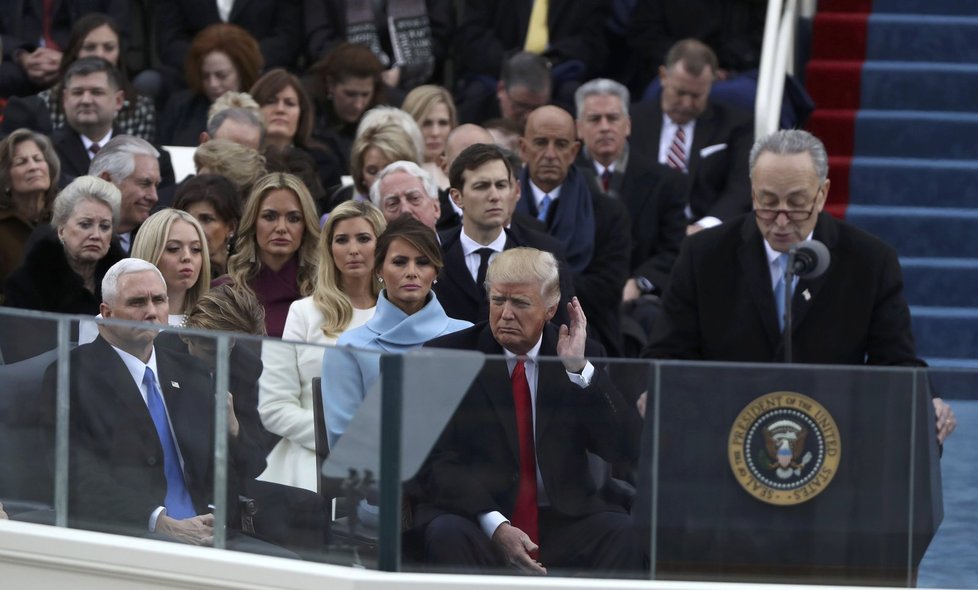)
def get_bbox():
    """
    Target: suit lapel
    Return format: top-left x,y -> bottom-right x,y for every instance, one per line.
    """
791,214 -> 837,331
228,0 -> 248,22
475,327 -> 521,461
441,231 -> 484,306
738,219 -> 782,351
90,337 -> 161,451
688,104 -> 717,175
57,130 -> 91,179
